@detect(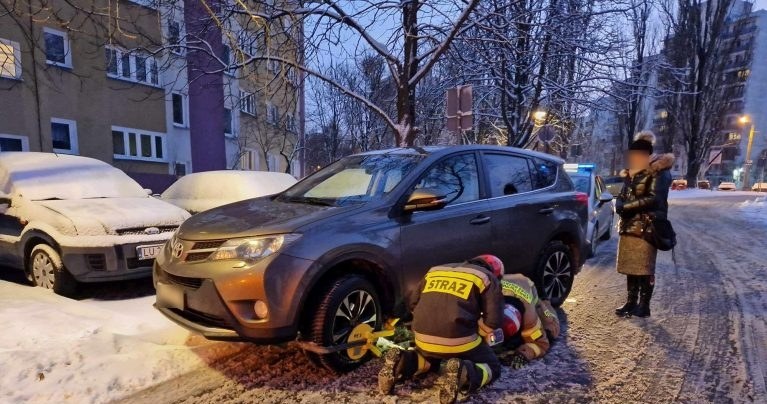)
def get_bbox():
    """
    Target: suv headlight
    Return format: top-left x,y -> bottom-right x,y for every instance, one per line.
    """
209,234 -> 301,262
